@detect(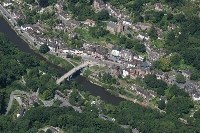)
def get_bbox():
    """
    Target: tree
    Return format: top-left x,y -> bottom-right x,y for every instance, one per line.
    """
39,44 -> 50,54
69,89 -> 84,106
194,109 -> 200,119
170,53 -> 182,66
102,73 -> 116,84
167,13 -> 174,20
134,43 -> 146,53
159,58 -> 171,72
24,0 -> 35,4
190,71 -> 200,81
17,53 -> 39,68
144,74 -> 167,94
165,85 -> 189,100
176,73 -> 186,84
96,10 -> 110,21
38,0 -> 49,7
166,97 -> 193,117
148,27 -> 157,40
151,60 -> 161,70
174,14 -> 186,23
42,90 -> 54,100
158,99 -> 166,110
89,27 -> 109,38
